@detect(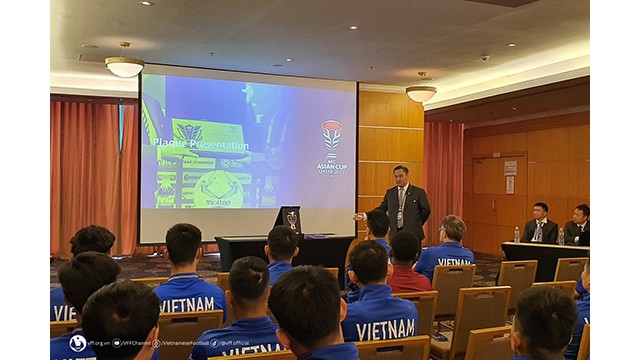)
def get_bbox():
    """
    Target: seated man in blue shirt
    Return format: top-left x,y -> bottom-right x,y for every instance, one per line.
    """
564,259 -> 590,360
511,286 -> 577,360
83,280 -> 161,360
50,225 -> 116,322
345,209 -> 391,303
342,241 -> 418,342
50,251 -> 121,360
154,223 -> 227,320
269,266 -> 359,360
190,256 -> 282,359
414,214 -> 474,282
264,225 -> 300,285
